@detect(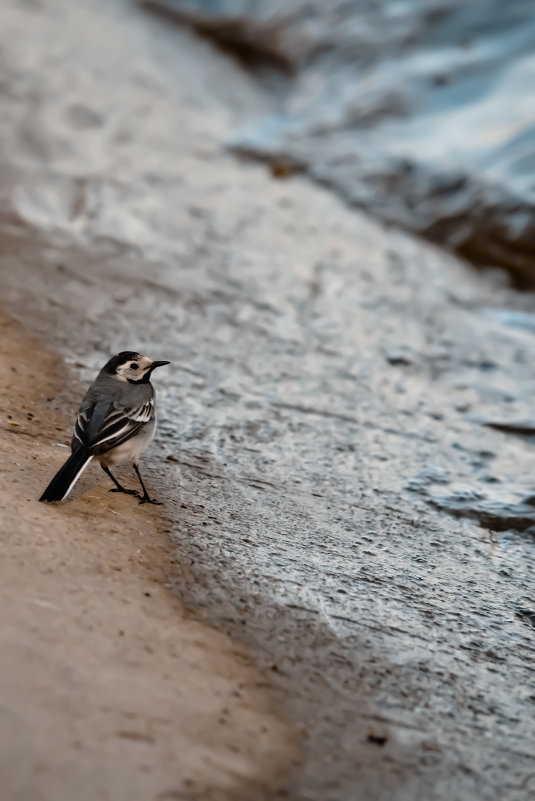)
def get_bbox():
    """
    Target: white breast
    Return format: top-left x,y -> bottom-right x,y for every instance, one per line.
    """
98,418 -> 156,467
